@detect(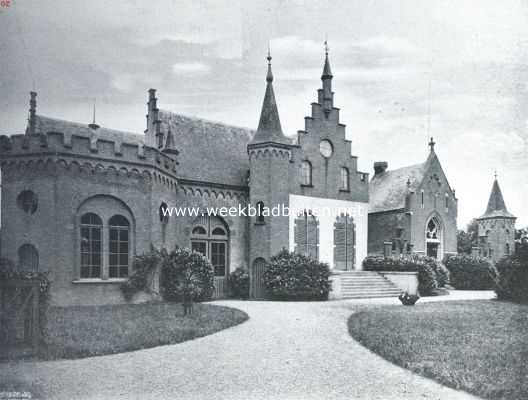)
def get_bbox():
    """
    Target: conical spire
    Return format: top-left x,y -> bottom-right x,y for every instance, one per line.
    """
249,50 -> 290,146
480,176 -> 516,219
322,40 -> 333,79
